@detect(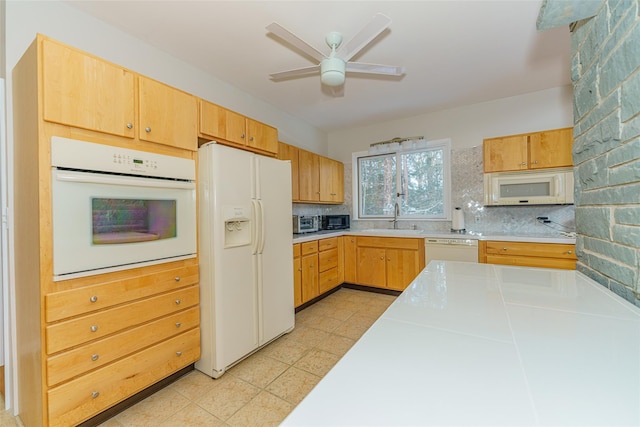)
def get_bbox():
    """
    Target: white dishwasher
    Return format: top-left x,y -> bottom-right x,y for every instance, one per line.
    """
425,238 -> 478,263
